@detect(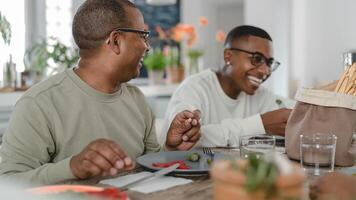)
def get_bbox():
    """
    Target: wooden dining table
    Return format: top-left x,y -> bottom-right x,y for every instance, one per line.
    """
95,147 -> 354,200
127,176 -> 212,200
107,148 -> 303,200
